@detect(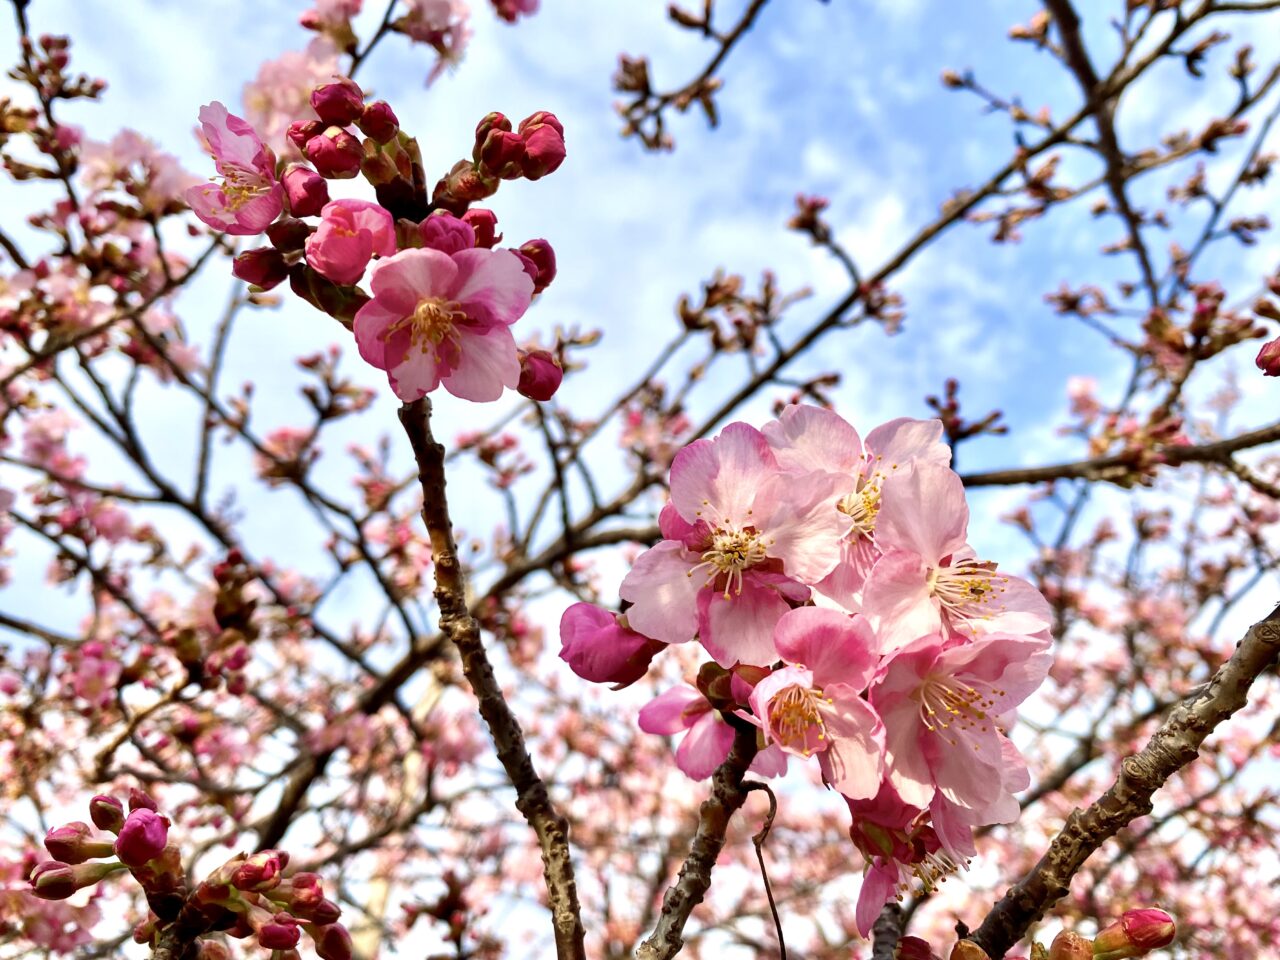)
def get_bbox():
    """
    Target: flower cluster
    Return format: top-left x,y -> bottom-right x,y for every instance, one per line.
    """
187,76 -> 566,403
29,790 -> 352,959
559,404 -> 1054,935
